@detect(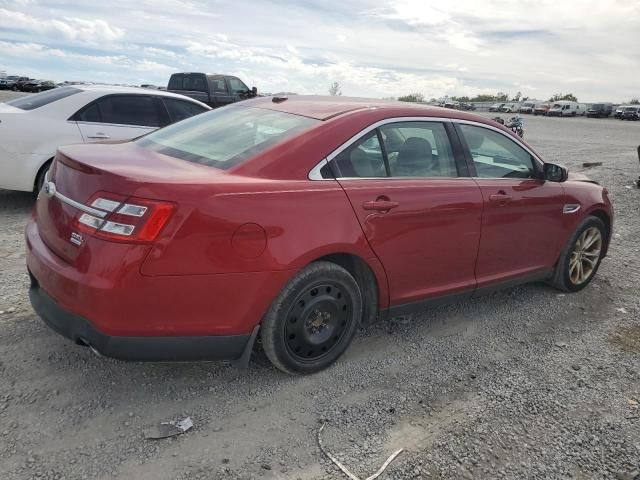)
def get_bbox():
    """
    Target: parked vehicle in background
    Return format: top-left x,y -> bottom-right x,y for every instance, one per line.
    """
614,105 -> 628,118
16,77 -> 35,92
621,106 -> 640,120
586,103 -> 613,118
547,101 -> 582,117
533,103 -> 551,115
519,101 -> 537,114
22,80 -> 57,93
458,102 -> 476,111
167,72 -> 257,108
489,102 -> 505,112
442,101 -> 458,109
26,95 -> 613,375
0,85 -> 210,193
1,76 -> 29,91
500,103 -> 521,113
